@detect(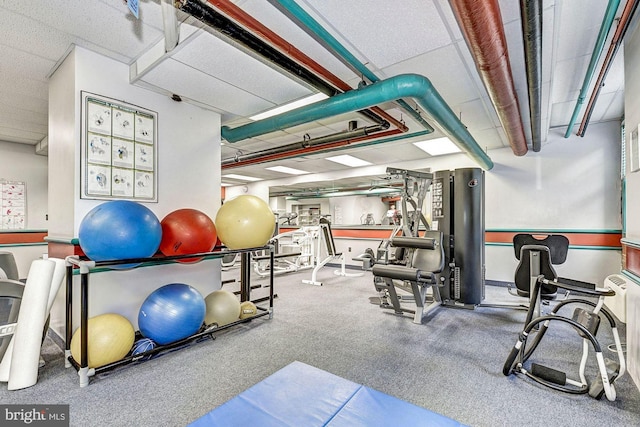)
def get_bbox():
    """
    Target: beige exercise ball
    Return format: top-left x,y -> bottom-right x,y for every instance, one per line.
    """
70,313 -> 135,368
215,195 -> 275,249
239,301 -> 258,319
205,290 -> 241,326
